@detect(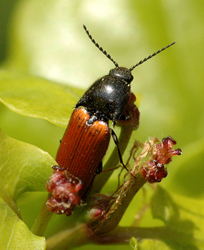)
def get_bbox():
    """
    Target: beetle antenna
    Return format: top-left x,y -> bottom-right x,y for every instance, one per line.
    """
83,25 -> 119,67
129,42 -> 176,71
